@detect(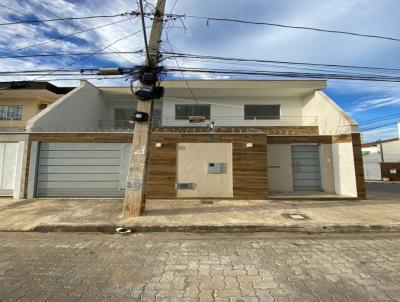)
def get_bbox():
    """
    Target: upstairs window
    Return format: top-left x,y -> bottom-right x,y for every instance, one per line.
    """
0,105 -> 23,120
114,108 -> 133,120
244,105 -> 280,120
175,104 -> 210,119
